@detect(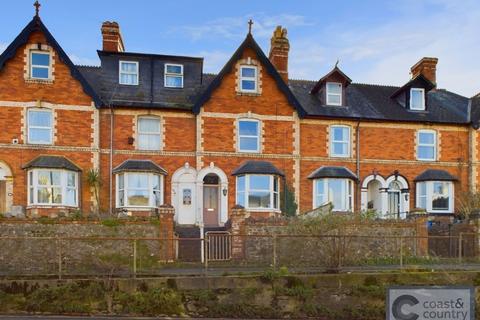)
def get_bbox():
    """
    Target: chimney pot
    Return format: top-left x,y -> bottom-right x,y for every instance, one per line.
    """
101,21 -> 125,52
411,57 -> 438,86
269,26 -> 290,83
